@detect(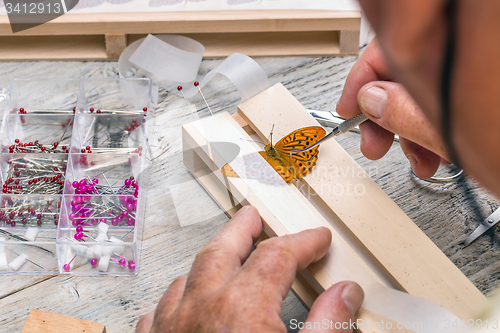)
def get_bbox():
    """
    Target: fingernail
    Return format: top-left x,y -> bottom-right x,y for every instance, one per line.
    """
234,205 -> 251,217
407,154 -> 418,169
341,283 -> 364,314
360,86 -> 387,119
